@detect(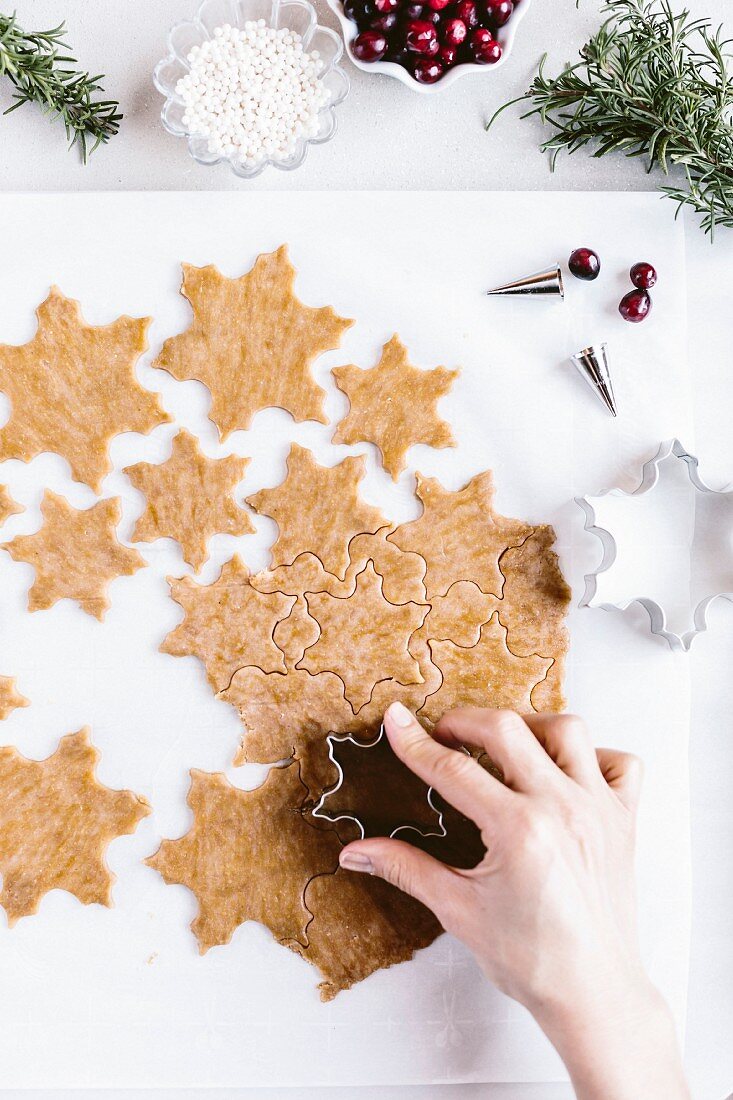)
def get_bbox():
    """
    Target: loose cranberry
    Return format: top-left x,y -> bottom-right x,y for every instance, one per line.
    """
442,17 -> 467,44
426,0 -> 451,9
470,26 -> 493,51
403,3 -> 424,17
352,29 -> 388,59
372,11 -> 398,30
568,247 -> 601,281
474,38 -> 502,62
425,10 -> 442,25
405,18 -> 437,52
630,261 -> 657,290
484,0 -> 513,26
618,288 -> 652,323
413,57 -> 443,82
439,43 -> 458,65
454,0 -> 479,28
